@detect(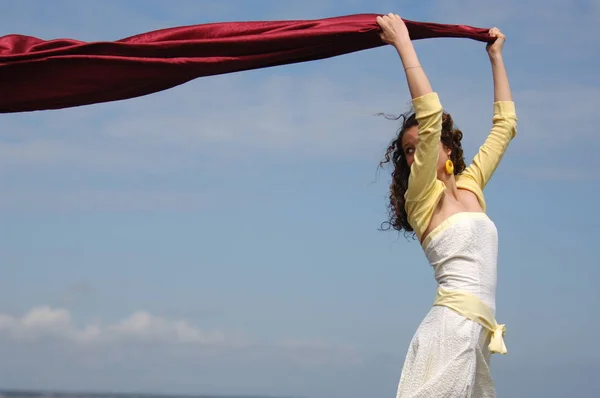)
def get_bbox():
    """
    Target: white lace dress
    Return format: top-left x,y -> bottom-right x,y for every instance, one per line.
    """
396,212 -> 499,398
